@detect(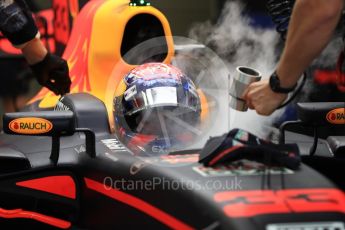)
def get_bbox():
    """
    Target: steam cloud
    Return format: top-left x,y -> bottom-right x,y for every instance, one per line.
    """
187,0 -> 282,138
189,1 -> 279,76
